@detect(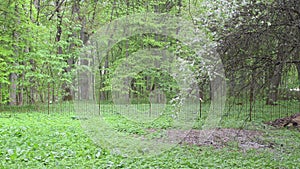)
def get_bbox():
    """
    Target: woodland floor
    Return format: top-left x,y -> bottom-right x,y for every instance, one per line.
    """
1,112 -> 300,168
